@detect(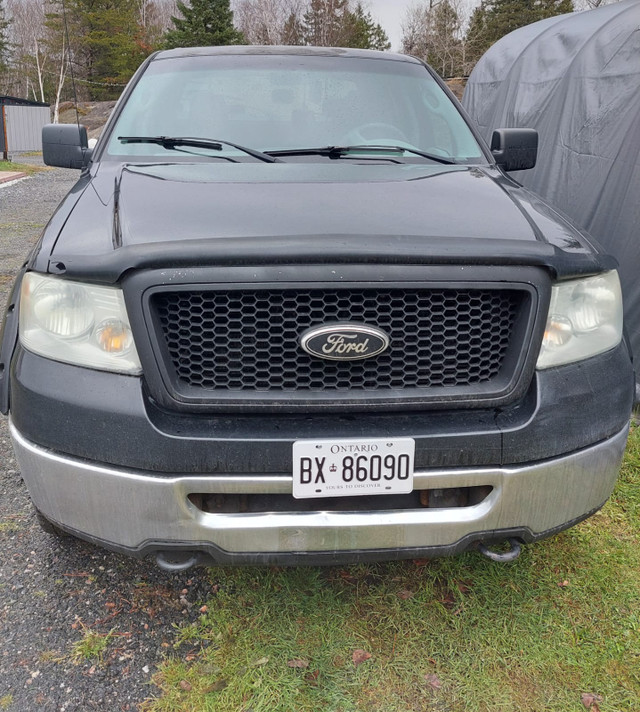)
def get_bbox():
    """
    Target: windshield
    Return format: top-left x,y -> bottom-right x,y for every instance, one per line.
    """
106,54 -> 485,163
